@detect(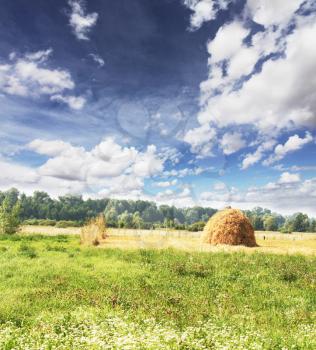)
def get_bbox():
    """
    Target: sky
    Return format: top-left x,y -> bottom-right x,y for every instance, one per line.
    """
0,0 -> 316,216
